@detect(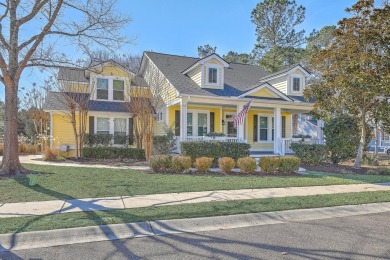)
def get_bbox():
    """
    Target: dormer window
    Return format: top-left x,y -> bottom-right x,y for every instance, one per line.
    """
292,77 -> 301,92
97,78 -> 109,100
113,80 -> 125,101
95,77 -> 125,101
207,67 -> 218,84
